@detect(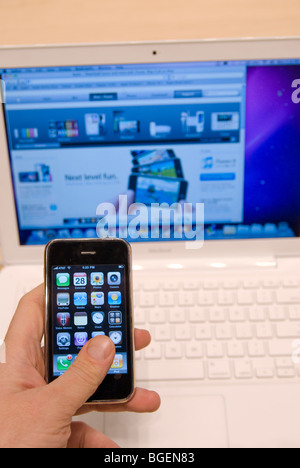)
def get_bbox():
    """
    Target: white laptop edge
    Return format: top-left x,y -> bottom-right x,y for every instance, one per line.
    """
1,37 -> 300,266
